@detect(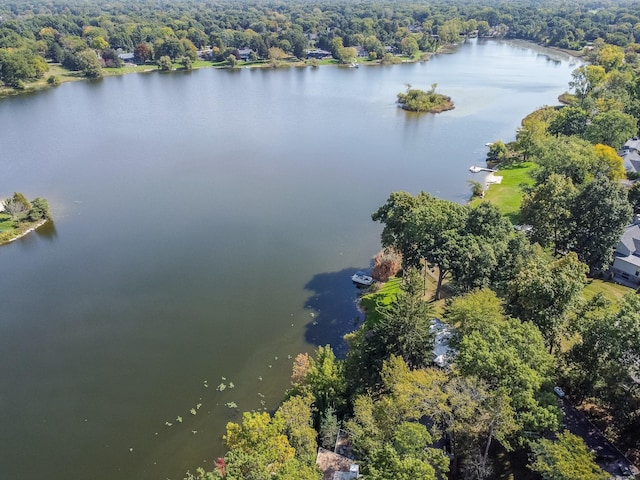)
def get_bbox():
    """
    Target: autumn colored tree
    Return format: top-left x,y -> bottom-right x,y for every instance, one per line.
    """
372,249 -> 402,282
594,143 -> 626,181
134,43 -> 153,64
